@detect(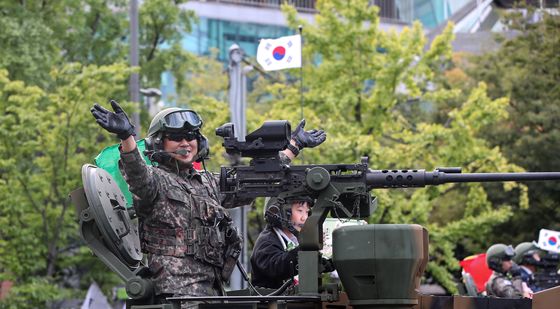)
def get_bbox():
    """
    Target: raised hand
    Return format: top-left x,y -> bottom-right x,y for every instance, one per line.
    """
90,100 -> 136,140
291,119 -> 326,149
